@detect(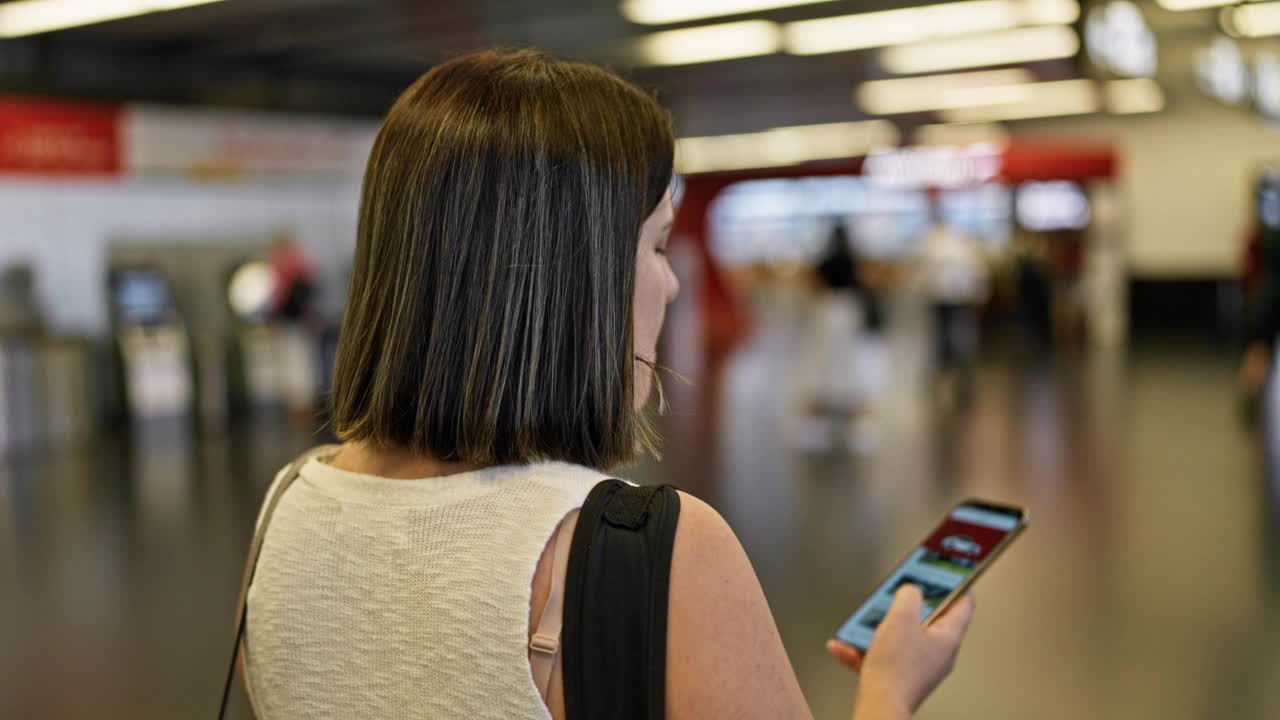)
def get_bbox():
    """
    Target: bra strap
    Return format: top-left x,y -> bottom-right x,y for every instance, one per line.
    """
530,509 -> 578,702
